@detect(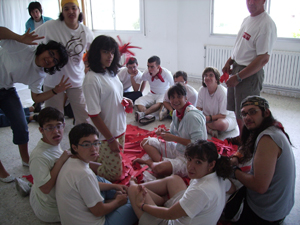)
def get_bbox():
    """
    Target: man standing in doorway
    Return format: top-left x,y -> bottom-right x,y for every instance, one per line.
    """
222,0 -> 277,132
